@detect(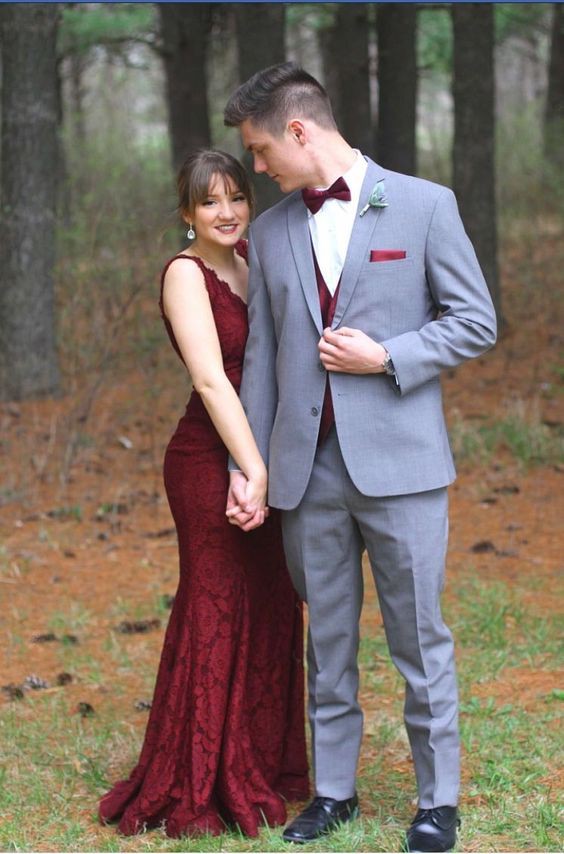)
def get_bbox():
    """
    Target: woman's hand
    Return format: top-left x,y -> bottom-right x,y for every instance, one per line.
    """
226,470 -> 268,531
